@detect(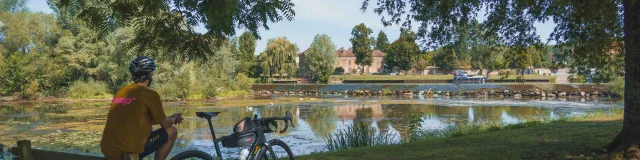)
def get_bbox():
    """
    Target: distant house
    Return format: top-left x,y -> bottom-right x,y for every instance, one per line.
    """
334,47 -> 385,74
